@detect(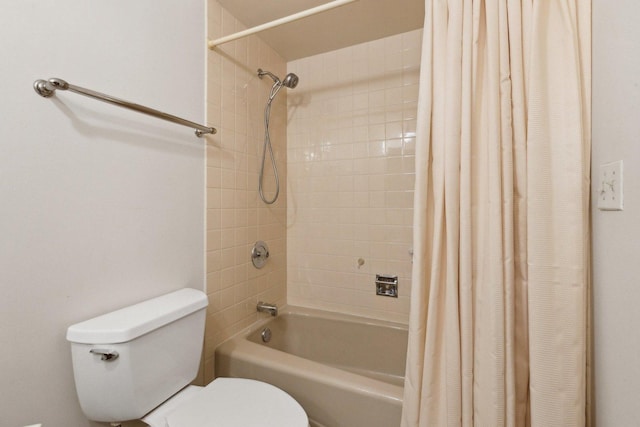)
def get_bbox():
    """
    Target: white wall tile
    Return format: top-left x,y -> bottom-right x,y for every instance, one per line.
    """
287,29 -> 422,324
205,0 -> 287,382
